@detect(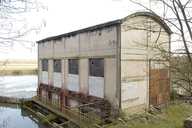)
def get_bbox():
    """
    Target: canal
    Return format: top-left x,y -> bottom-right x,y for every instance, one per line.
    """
0,103 -> 48,128
0,75 -> 48,128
